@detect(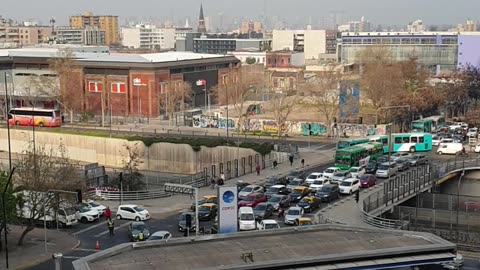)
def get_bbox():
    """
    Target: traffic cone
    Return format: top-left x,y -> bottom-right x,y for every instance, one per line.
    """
95,241 -> 100,250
